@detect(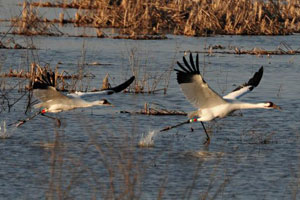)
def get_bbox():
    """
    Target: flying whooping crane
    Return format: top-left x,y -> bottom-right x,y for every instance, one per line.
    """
175,53 -> 281,144
33,71 -> 135,113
